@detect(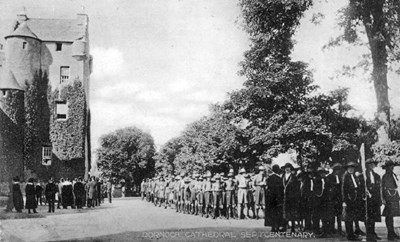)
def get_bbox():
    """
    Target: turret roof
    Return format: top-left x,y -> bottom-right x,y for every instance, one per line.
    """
5,22 -> 39,40
0,70 -> 23,91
